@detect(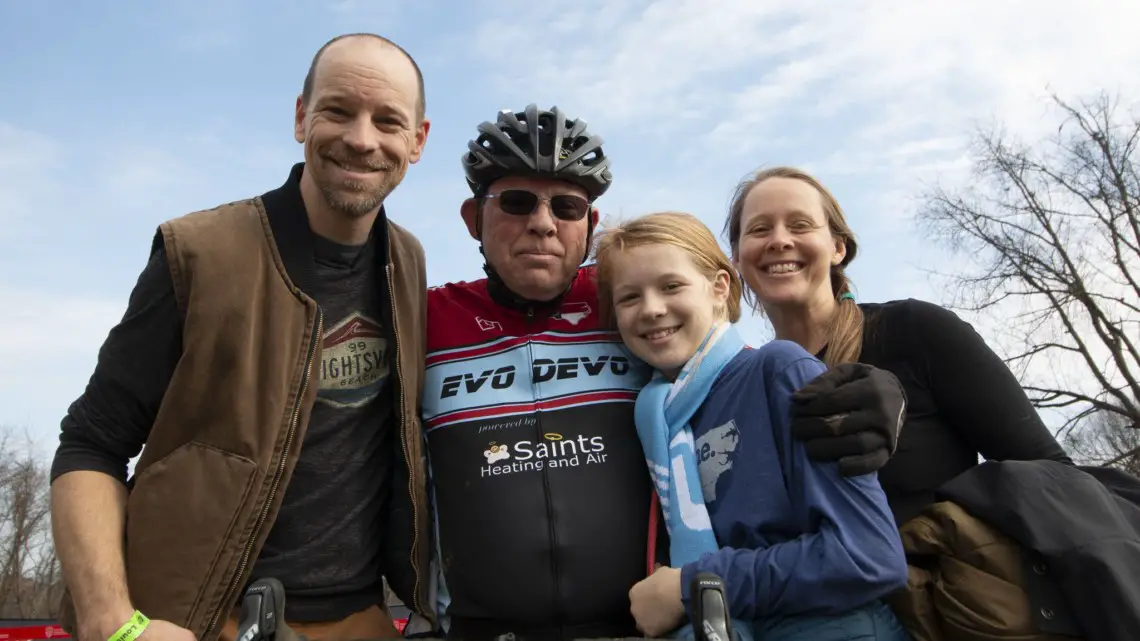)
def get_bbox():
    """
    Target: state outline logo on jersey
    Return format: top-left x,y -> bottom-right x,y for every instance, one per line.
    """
476,316 -> 503,332
695,419 -> 741,502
